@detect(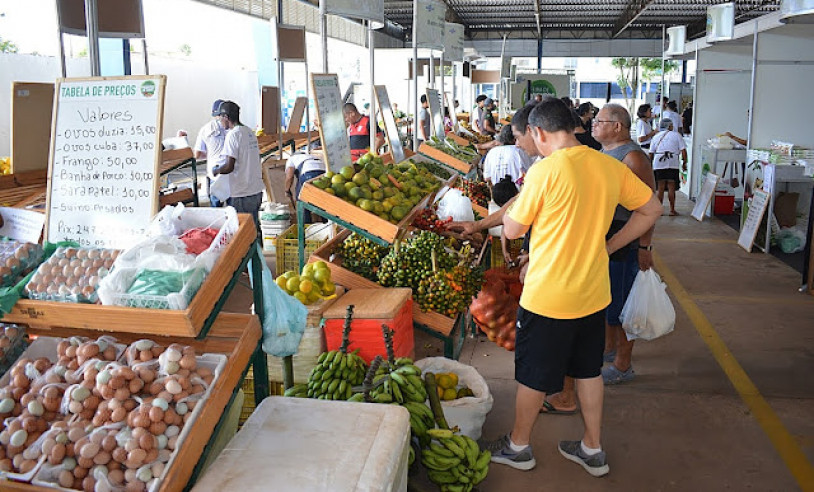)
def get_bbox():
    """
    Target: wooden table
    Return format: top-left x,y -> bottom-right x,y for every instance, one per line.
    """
2,313 -> 262,492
